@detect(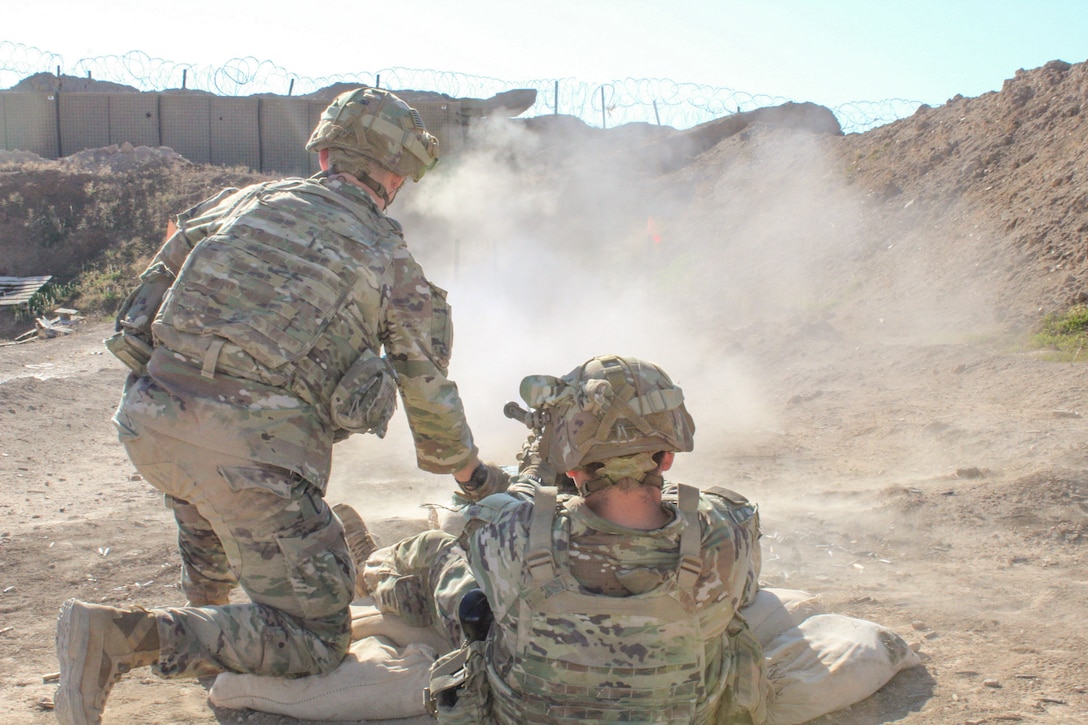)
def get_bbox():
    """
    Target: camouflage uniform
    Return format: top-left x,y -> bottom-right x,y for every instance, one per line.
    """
113,172 -> 477,678
369,476 -> 765,723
